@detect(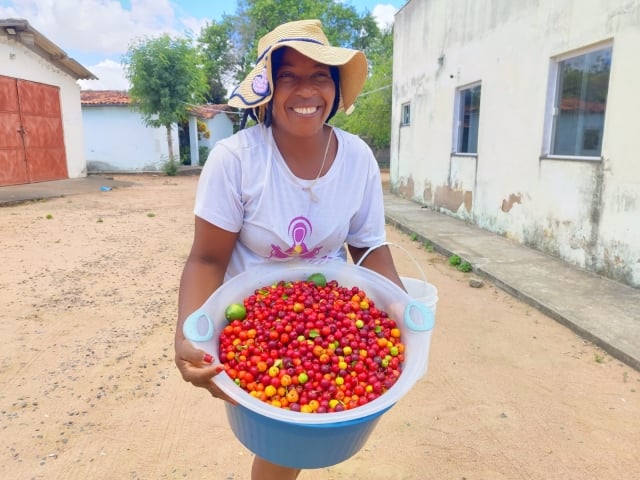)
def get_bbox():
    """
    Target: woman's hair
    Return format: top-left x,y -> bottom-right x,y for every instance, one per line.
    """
241,47 -> 341,129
